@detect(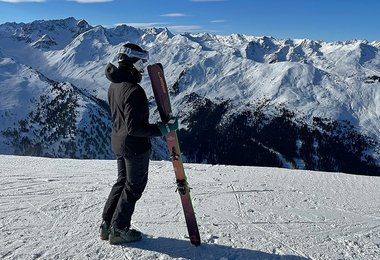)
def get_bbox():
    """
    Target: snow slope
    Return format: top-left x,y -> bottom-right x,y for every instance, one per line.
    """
1,155 -> 379,259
